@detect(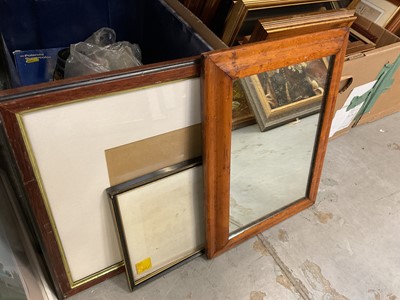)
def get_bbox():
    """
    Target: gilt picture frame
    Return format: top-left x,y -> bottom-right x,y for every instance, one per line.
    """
0,63 -> 203,298
243,57 -> 330,131
355,0 -> 400,27
107,158 -> 204,290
